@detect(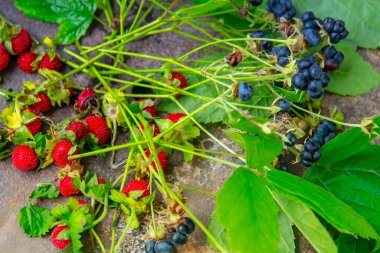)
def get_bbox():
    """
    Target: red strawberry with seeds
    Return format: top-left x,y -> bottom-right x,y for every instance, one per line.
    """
0,45 -> 10,72
58,176 -> 80,197
85,115 -> 110,145
66,121 -> 88,141
38,53 -> 62,72
76,198 -> 87,205
122,179 -> 150,199
30,93 -> 51,113
52,140 -> 78,167
137,99 -> 157,117
77,88 -> 98,110
12,145 -> 39,171
11,28 -> 32,55
145,148 -> 168,172
97,178 -> 106,184
166,113 -> 186,123
24,108 -> 42,136
18,51 -> 37,73
140,123 -> 160,137
51,225 -> 72,250
169,72 -> 187,97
